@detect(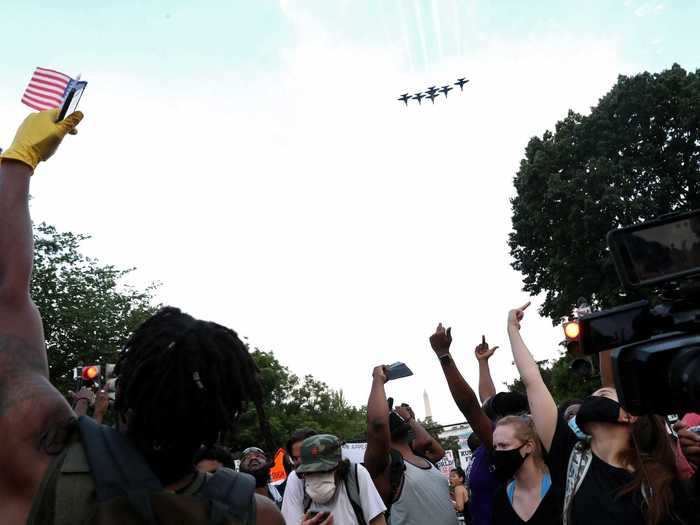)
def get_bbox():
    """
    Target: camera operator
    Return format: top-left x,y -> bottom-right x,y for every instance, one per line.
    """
506,301 -> 694,524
